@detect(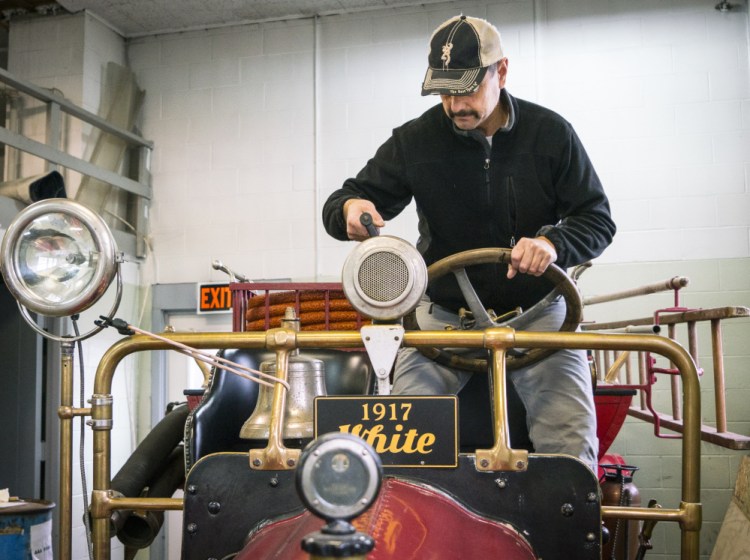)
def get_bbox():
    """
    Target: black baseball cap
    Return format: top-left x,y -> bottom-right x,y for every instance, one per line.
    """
421,15 -> 504,96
